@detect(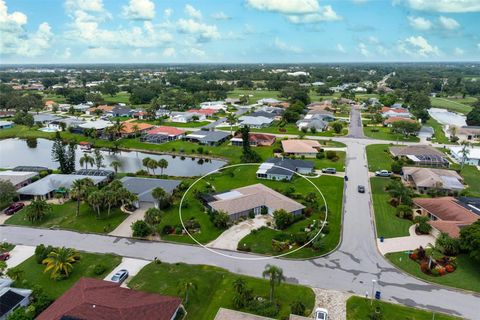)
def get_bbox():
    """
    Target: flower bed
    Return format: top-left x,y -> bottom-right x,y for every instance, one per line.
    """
409,246 -> 457,276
